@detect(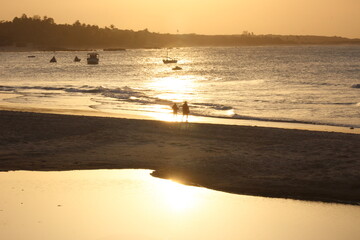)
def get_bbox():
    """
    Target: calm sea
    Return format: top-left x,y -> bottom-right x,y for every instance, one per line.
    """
0,46 -> 359,127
